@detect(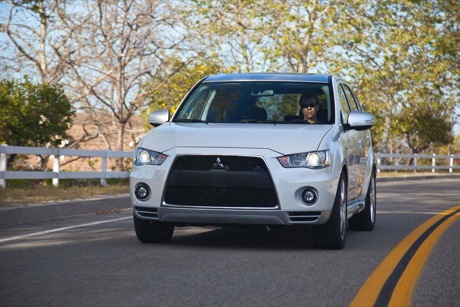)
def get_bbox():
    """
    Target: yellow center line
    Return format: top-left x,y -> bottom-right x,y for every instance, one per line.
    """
389,209 -> 460,306
350,205 -> 460,307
